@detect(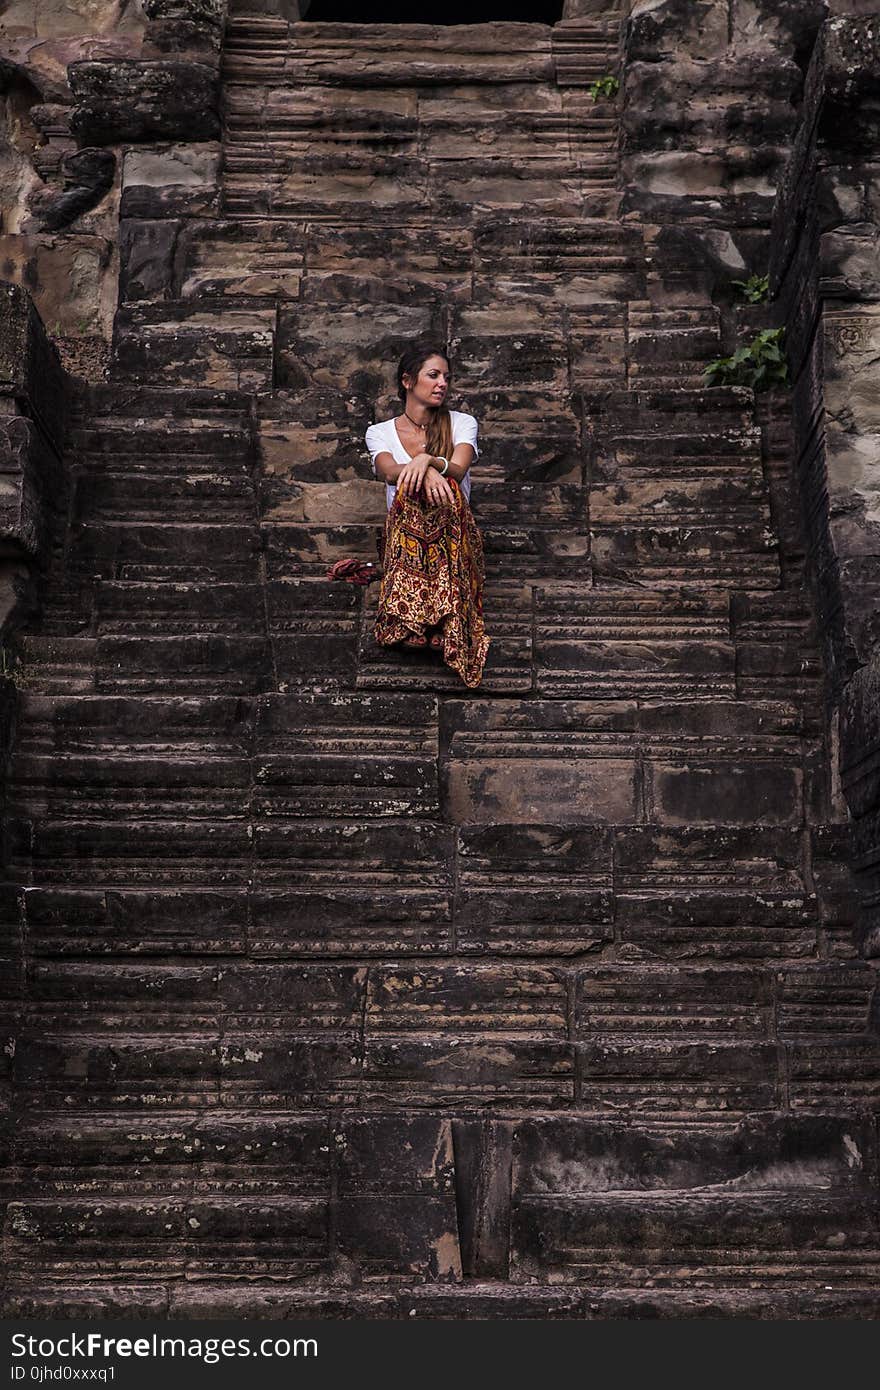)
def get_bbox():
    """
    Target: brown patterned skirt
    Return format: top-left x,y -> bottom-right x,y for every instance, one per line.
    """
374,480 -> 490,689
